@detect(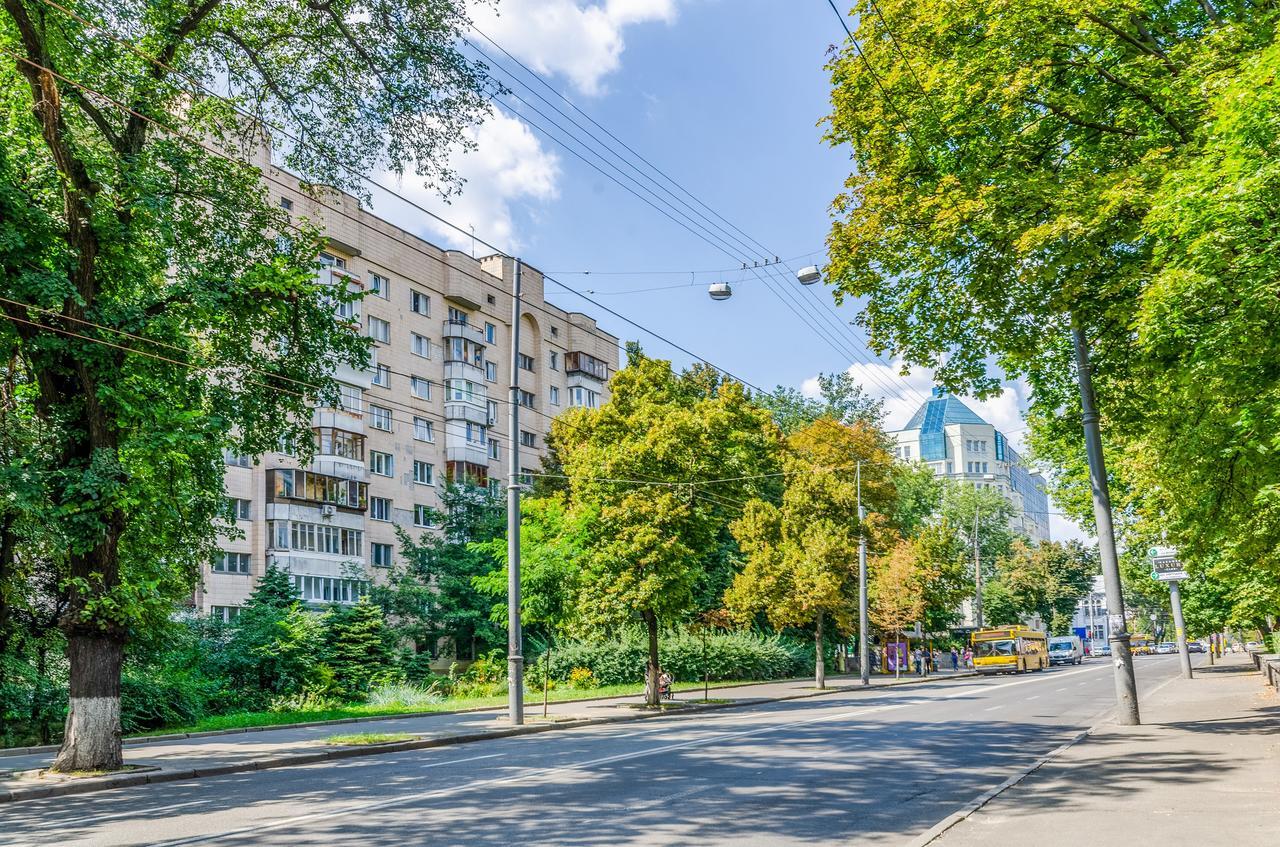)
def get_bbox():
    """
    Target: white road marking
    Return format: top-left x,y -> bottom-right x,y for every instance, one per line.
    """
1026,695 -> 1040,701
940,664 -> 1107,699
983,706 -> 1002,712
